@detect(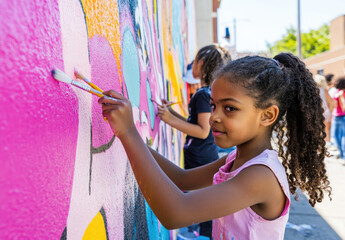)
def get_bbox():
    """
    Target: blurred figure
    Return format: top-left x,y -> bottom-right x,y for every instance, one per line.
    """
332,76 -> 345,160
219,27 -> 238,60
325,73 -> 338,148
326,74 -> 337,98
314,74 -> 334,143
